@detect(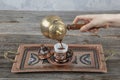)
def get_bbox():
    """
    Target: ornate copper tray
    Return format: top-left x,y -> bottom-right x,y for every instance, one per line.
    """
11,44 -> 107,73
